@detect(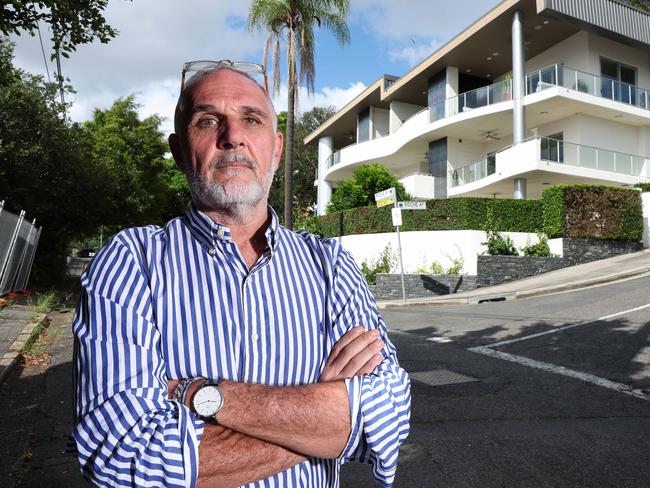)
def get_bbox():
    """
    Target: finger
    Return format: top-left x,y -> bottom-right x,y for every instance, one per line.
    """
337,337 -> 384,379
356,353 -> 384,376
329,329 -> 379,369
327,326 -> 365,365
